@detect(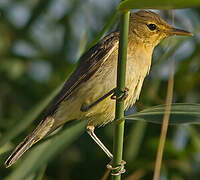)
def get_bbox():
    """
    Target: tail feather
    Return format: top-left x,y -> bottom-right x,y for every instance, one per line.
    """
5,116 -> 55,168
5,134 -> 39,167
